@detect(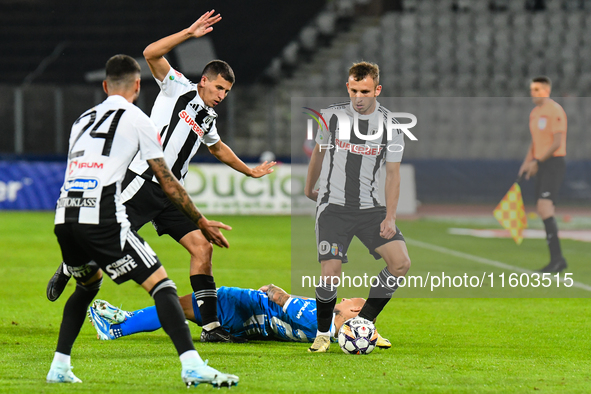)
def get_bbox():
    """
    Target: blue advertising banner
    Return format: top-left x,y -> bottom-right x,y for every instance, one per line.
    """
0,160 -> 588,210
0,161 -> 65,210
